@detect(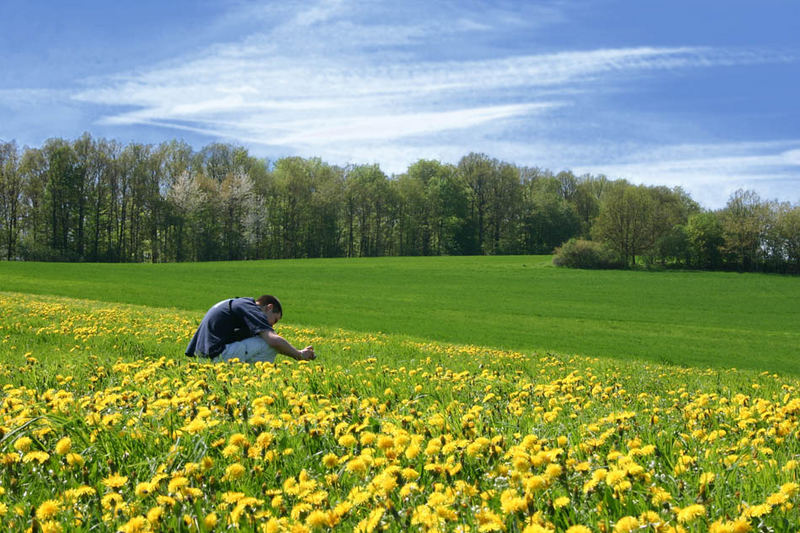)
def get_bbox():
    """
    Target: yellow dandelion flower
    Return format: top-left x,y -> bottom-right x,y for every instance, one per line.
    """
167,476 -> 189,493
63,485 -> 96,502
23,451 -> 50,464
545,463 -> 563,479
222,444 -> 240,458
780,482 -> 799,497
566,527 -> 591,533
525,475 -> 548,493
119,516 -> 149,533
766,492 -> 788,506
607,450 -> 624,462
553,496 -> 570,509
223,491 -> 245,504
377,435 -> 394,450
639,510 -> 662,525
263,518 -> 282,533
650,486 -> 673,505
348,487 -> 371,506
181,485 -> 200,497
374,473 -> 398,494
338,434 -> 357,447
730,519 -> 752,533
54,437 -> 72,455
709,520 -> 735,533
741,503 -> 771,519
606,469 -> 627,486
146,506 -> 163,524
712,518 -> 753,533
225,463 -> 246,480
522,523 -> 551,533
306,509 -> 331,529
699,472 -> 715,487
13,436 -> 33,452
399,483 -> 419,499
103,473 -> 129,489
322,453 -> 339,468
500,489 -> 527,514
638,444 -> 656,456
1,453 -> 20,466
614,516 -> 640,533
135,482 -> 155,497
40,522 -> 62,533
346,456 -> 368,475
573,461 -> 590,472
401,467 -> 420,481
290,502 -> 312,521
156,495 -> 176,507
204,512 -> 218,529
355,507 -> 384,533
677,504 -> 706,524
256,432 -> 274,448
229,433 -> 249,447
101,492 -> 123,510
591,469 -> 608,483
182,418 -> 206,434
66,453 -> 84,467
360,432 -> 377,446
473,507 -> 504,532
36,500 -> 61,521
404,442 -> 421,460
